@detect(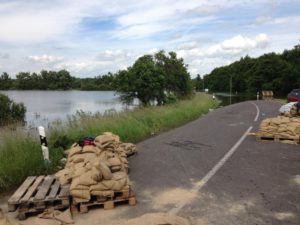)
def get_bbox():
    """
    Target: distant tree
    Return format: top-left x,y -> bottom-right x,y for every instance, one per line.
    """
204,45 -> 300,96
0,72 -> 13,89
